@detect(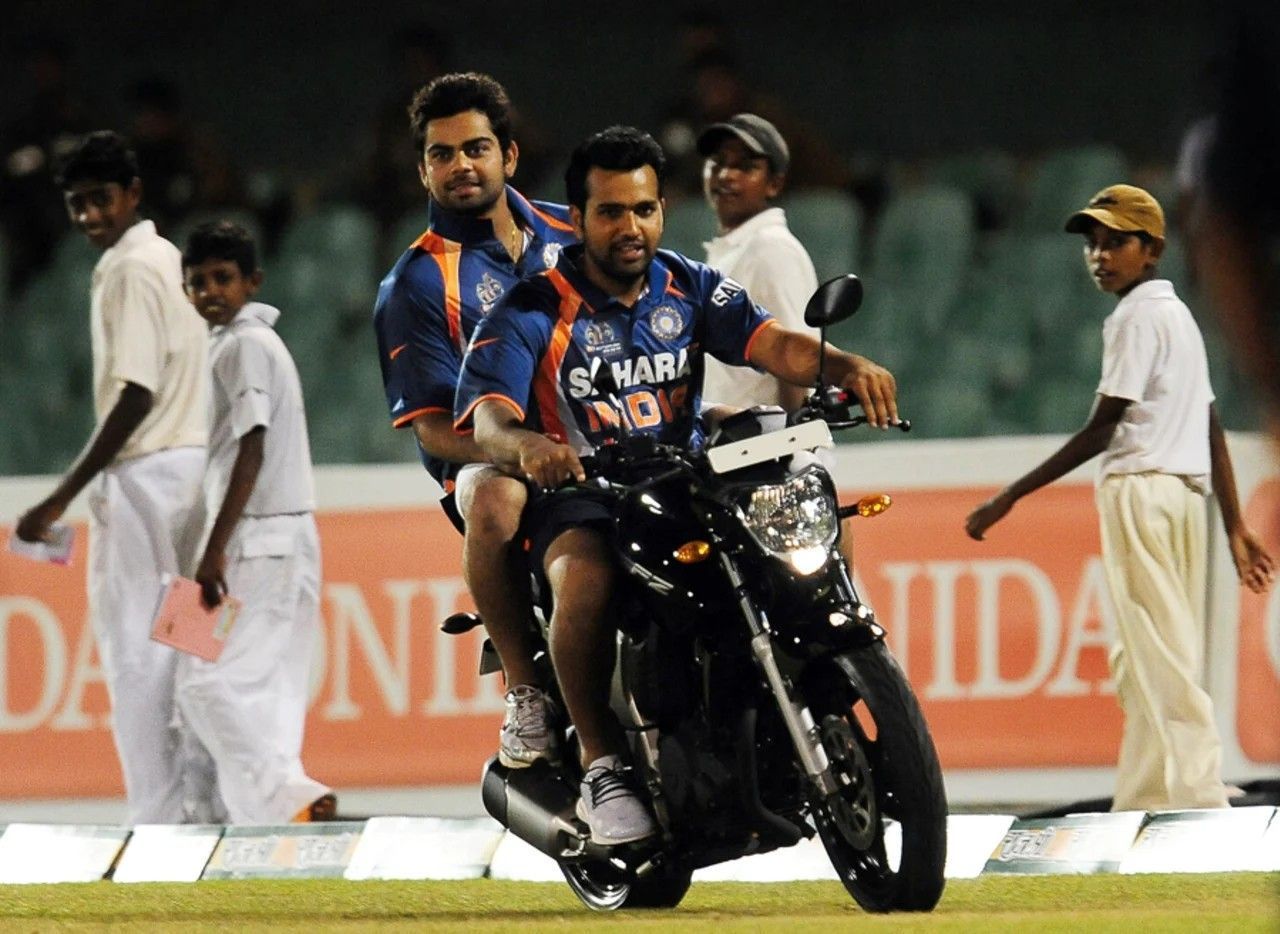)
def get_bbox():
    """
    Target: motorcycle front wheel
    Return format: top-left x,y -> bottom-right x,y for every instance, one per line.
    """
802,641 -> 947,912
